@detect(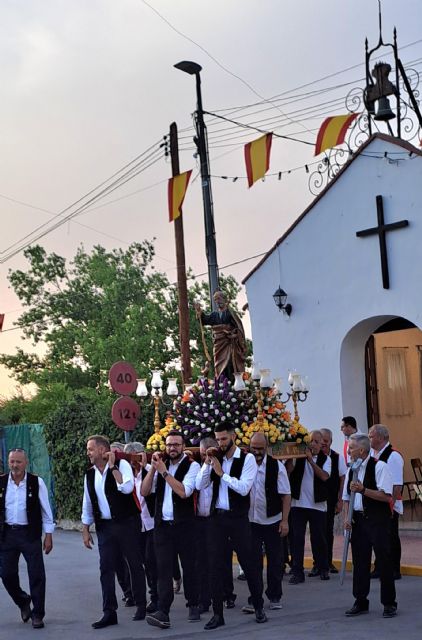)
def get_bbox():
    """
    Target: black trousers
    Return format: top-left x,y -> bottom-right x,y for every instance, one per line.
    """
351,512 -> 396,606
290,507 -> 328,575
251,522 -> 283,601
1,527 -> 46,618
154,520 -> 198,615
96,515 -> 146,614
140,529 -> 158,603
115,548 -> 132,600
374,511 -> 401,575
208,512 -> 263,616
195,517 -> 211,608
